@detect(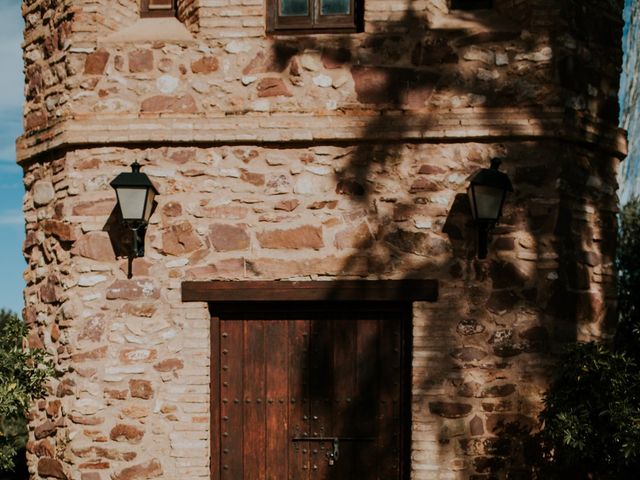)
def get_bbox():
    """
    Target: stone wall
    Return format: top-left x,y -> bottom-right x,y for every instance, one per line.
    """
619,0 -> 640,203
20,0 -> 626,145
22,0 -> 74,134
18,1 -> 627,480
20,142 -> 622,480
